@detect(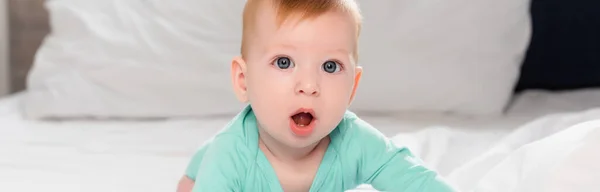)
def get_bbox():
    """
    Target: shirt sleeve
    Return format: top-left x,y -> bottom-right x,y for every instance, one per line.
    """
345,116 -> 458,192
188,134 -> 249,192
184,143 -> 209,180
